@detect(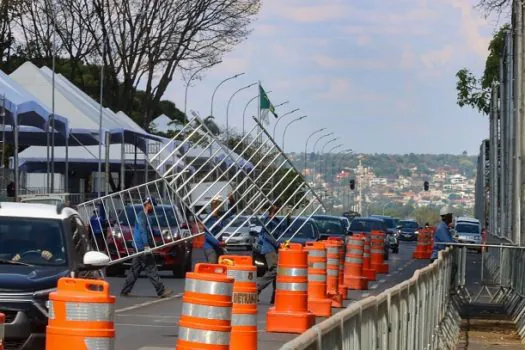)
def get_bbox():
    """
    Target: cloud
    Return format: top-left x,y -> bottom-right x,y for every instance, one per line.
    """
420,45 -> 454,70
312,55 -> 389,70
317,78 -> 383,103
265,2 -> 351,23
